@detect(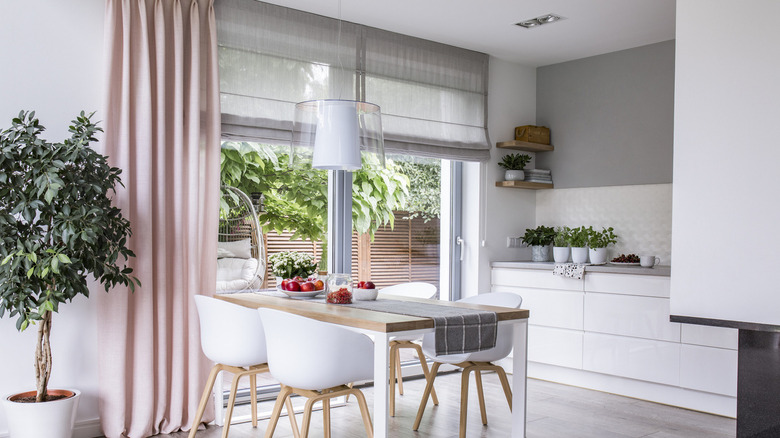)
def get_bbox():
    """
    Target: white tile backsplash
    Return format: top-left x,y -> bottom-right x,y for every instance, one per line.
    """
536,184 -> 672,265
